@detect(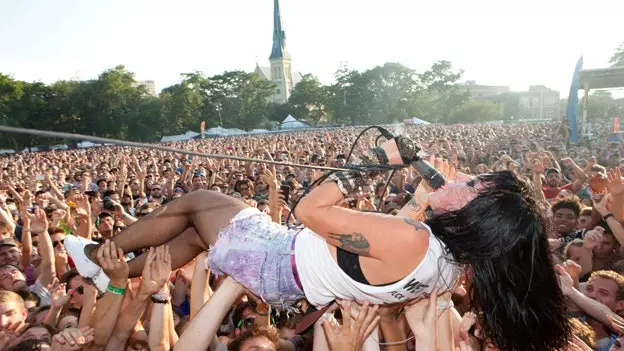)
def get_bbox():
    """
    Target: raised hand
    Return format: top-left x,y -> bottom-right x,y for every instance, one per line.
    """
561,259 -> 583,284
404,287 -> 440,349
583,226 -> 605,251
321,301 -> 380,351
51,326 -> 95,351
23,207 -> 49,234
532,158 -> 545,174
608,314 -> 624,334
50,282 -> 71,309
23,190 -> 33,206
555,264 -> 575,297
73,194 -> 91,217
96,240 -> 129,282
140,245 -> 172,295
592,193 -> 611,217
607,168 -> 624,196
